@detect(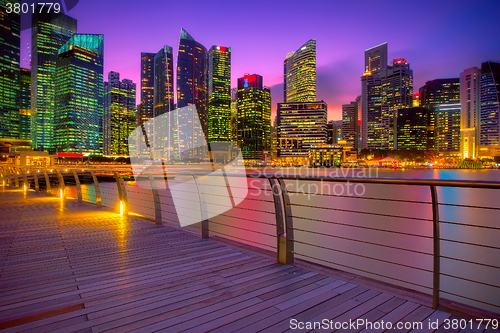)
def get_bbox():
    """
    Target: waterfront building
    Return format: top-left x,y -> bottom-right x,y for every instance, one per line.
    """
284,39 -> 316,103
479,61 -> 500,147
31,10 -> 77,151
19,68 -> 31,140
53,34 -> 104,154
230,87 -> 238,143
395,107 -> 433,151
419,78 -> 460,110
236,74 -> 271,160
177,29 -> 208,138
139,53 -> 155,126
361,43 -> 413,150
207,45 -> 231,143
0,1 -> 20,139
103,72 -> 136,156
309,144 -> 344,167
153,46 -> 174,117
436,103 -> 461,152
460,67 -> 480,159
277,101 -> 327,158
342,101 -> 358,151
